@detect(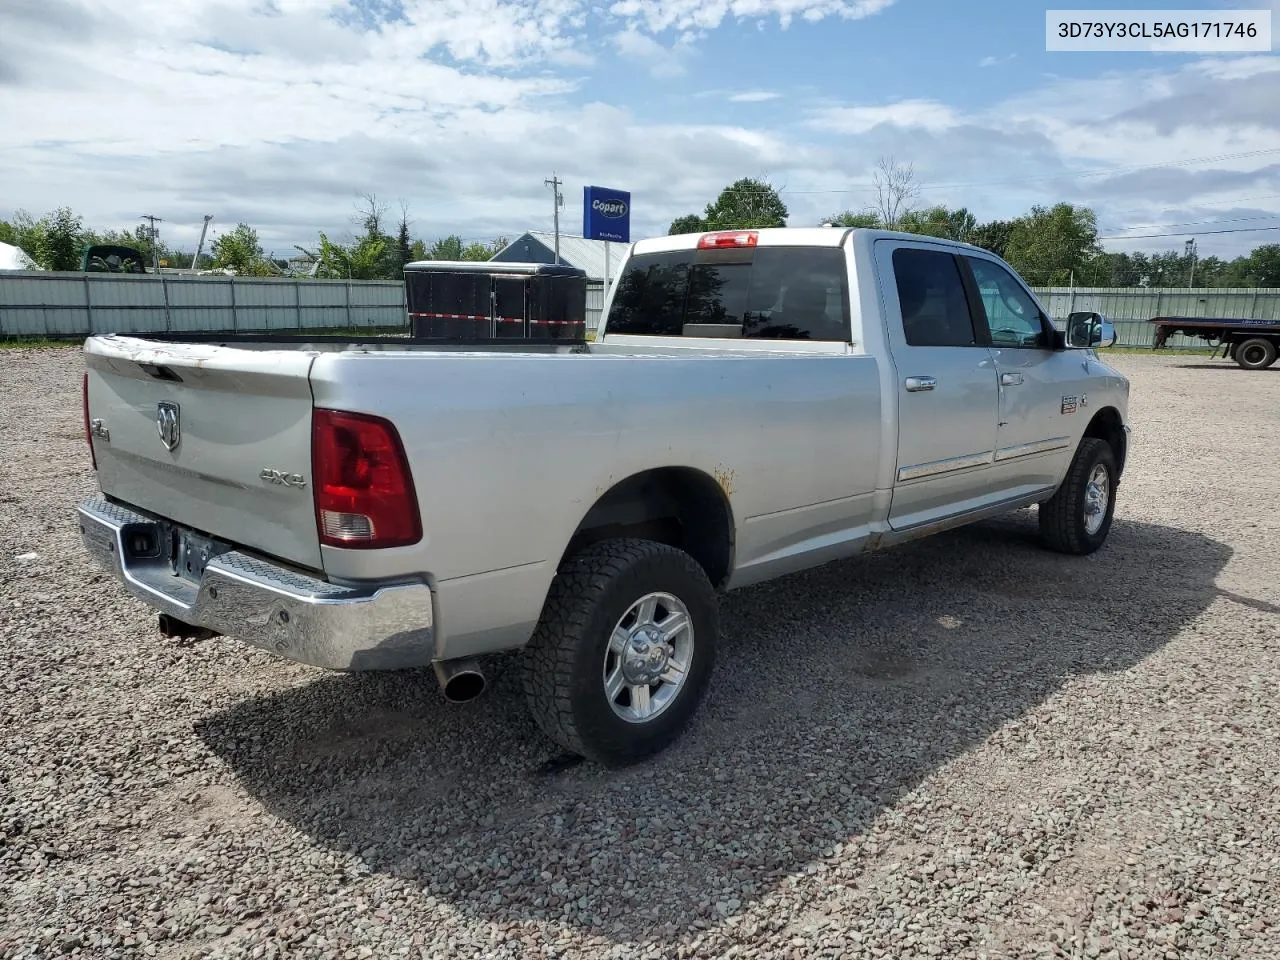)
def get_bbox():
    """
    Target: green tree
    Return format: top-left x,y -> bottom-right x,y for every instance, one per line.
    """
351,192 -> 396,278
301,232 -> 388,280
409,239 -> 428,262
1233,244 -> 1280,286
460,241 -> 493,261
1189,255 -> 1227,287
1003,203 -> 1100,286
669,177 -> 788,233
702,177 -> 788,229
668,214 -> 706,235
427,235 -> 465,260
14,206 -> 90,270
968,219 -> 1016,259
896,205 -> 977,242
211,223 -> 275,276
823,210 -> 880,228
1086,250 -> 1145,286
395,220 -> 412,274
419,235 -> 504,261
